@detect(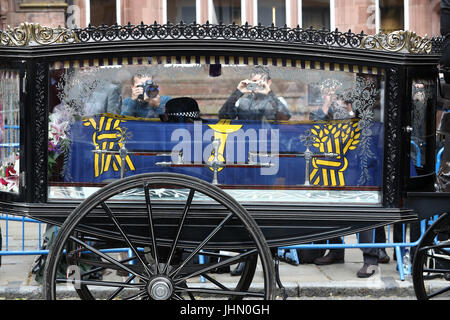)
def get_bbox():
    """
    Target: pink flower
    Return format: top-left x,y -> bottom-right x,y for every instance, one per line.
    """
48,140 -> 56,152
